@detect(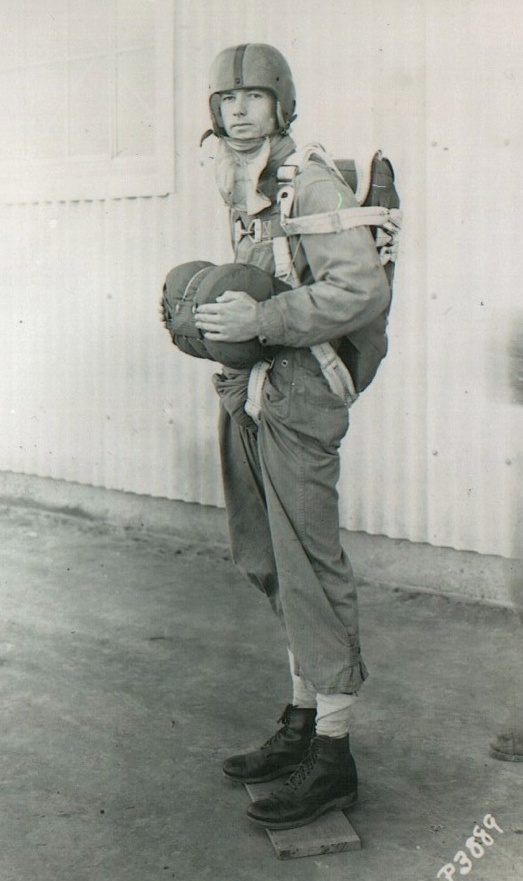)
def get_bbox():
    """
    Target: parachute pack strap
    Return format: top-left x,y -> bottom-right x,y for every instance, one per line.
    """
277,142 -> 346,224
244,360 -> 272,425
281,206 -> 402,237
